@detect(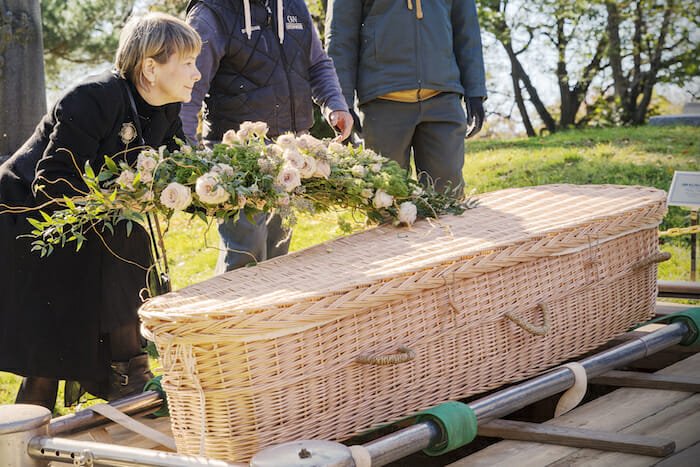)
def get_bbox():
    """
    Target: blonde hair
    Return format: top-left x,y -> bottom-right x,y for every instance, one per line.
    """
115,12 -> 202,89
